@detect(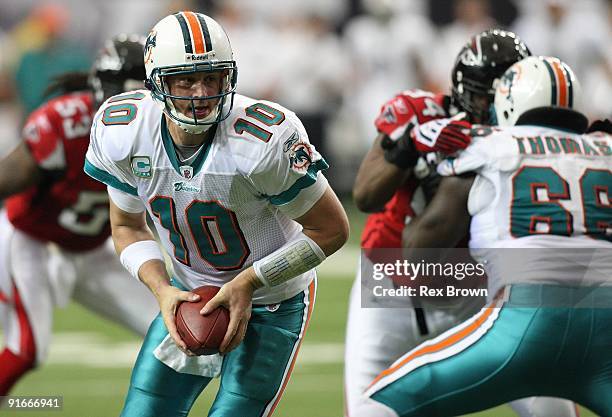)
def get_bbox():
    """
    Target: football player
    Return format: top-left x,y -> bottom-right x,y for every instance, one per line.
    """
345,30 -> 577,417
84,12 -> 348,417
0,34 -> 159,395
355,55 -> 612,416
